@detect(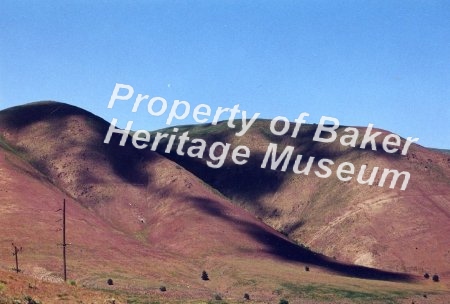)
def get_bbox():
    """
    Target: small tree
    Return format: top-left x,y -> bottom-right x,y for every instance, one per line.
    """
244,293 -> 250,300
432,274 -> 440,282
107,278 -> 114,285
424,273 -> 430,279
201,270 -> 209,281
24,295 -> 39,304
279,299 -> 289,304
